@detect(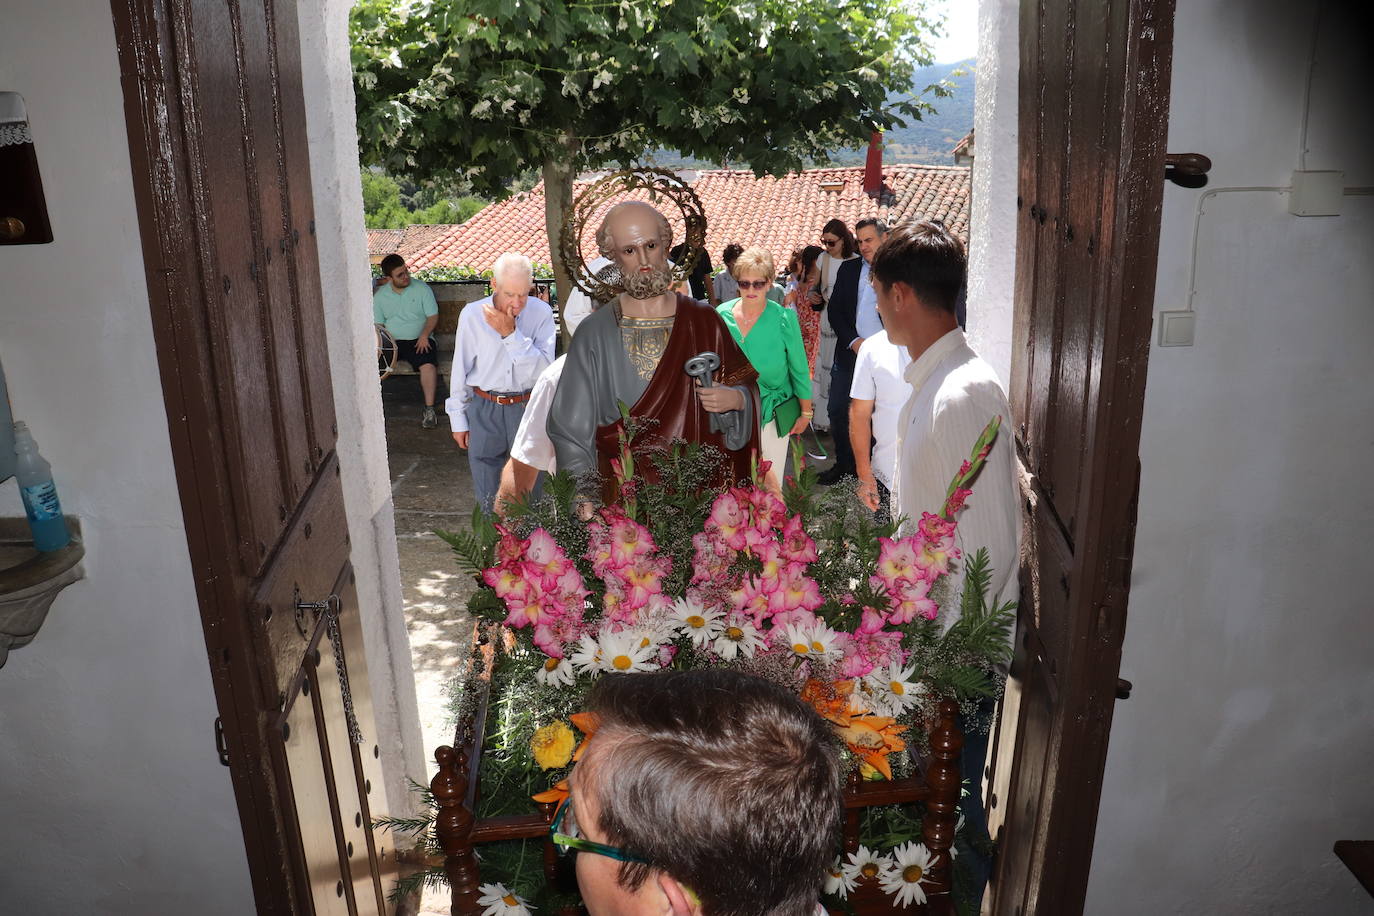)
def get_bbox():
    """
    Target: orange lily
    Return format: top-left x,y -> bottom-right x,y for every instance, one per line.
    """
836,714 -> 908,780
800,678 -> 855,728
532,711 -> 601,807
